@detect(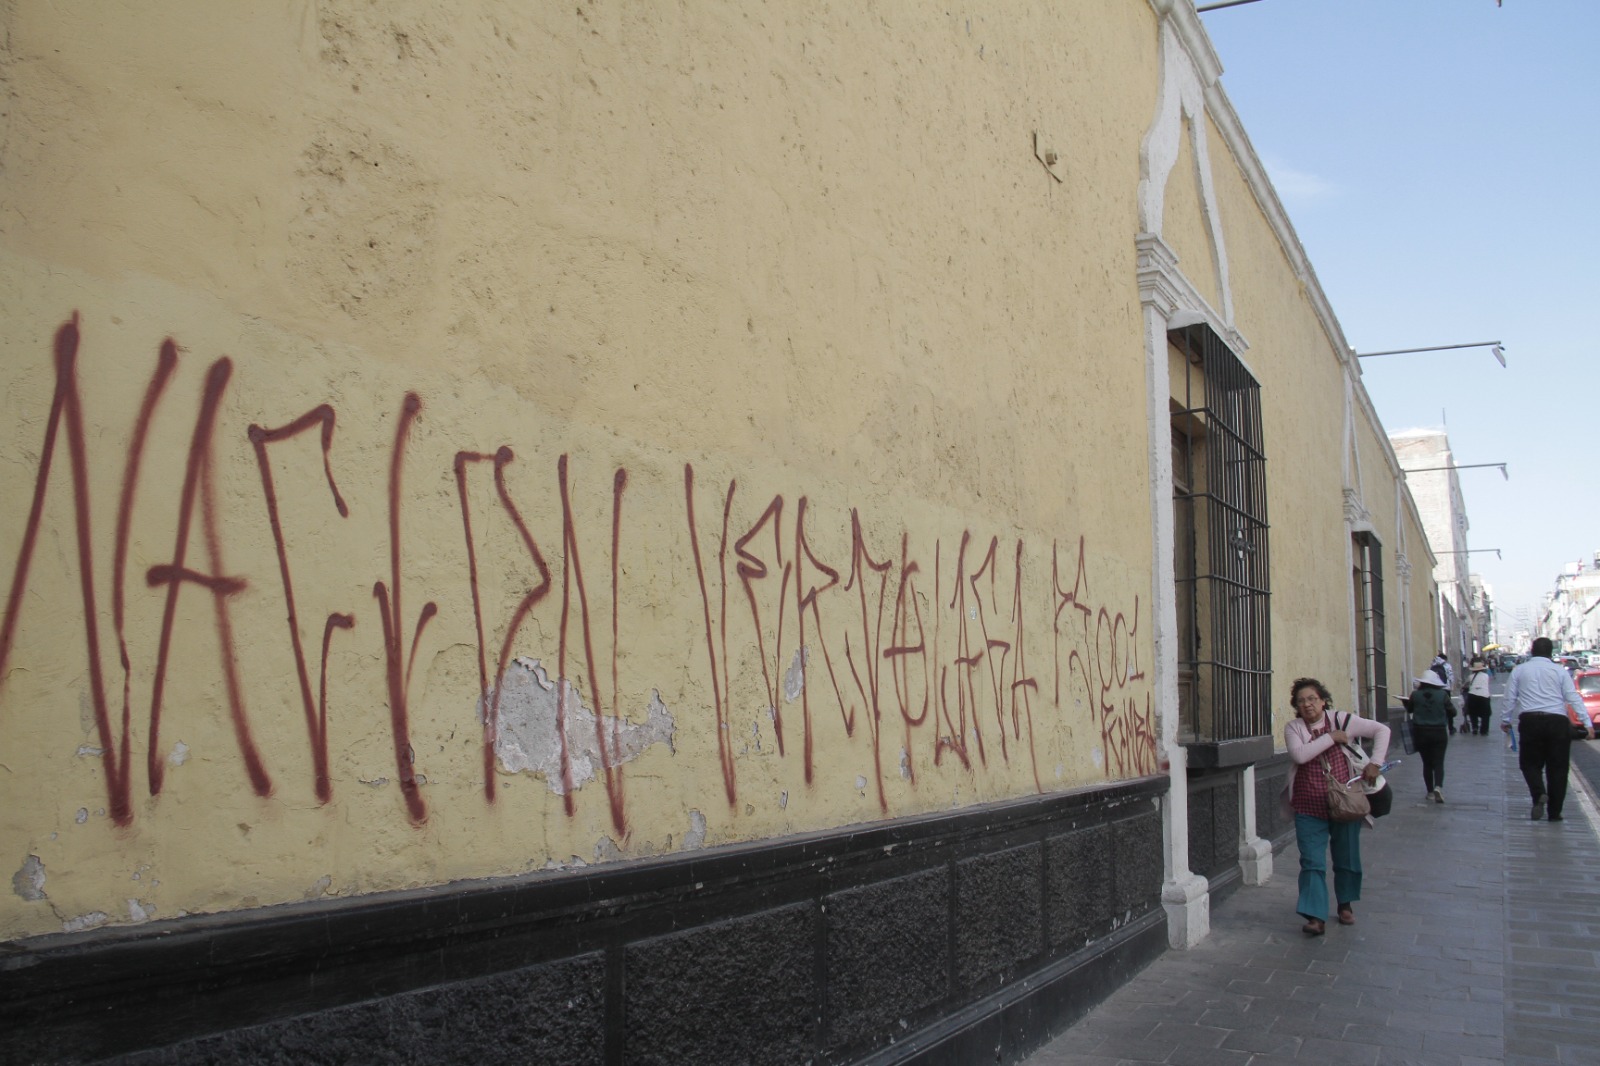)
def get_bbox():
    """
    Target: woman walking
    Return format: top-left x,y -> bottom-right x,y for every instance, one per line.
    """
1283,677 -> 1390,936
1407,670 -> 1453,801
1464,656 -> 1493,736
